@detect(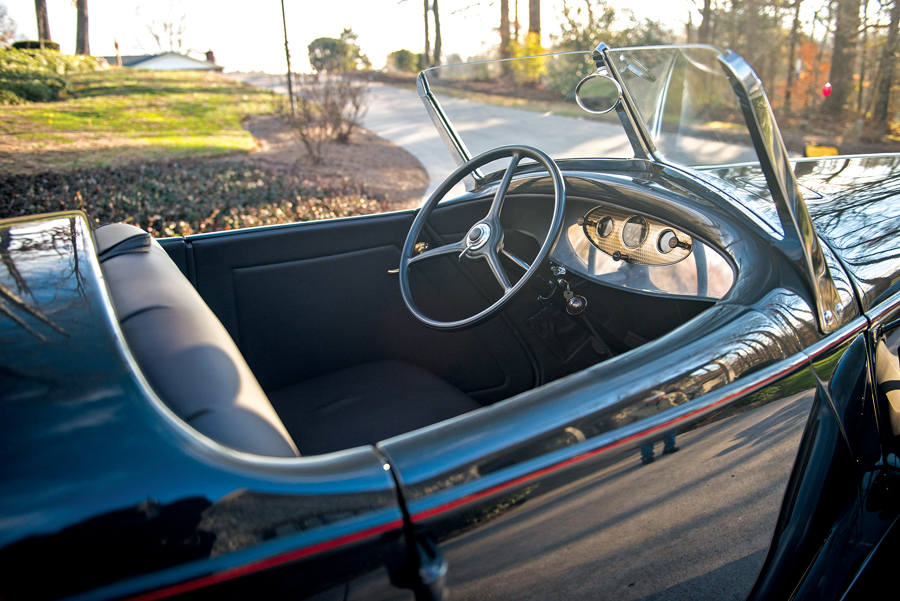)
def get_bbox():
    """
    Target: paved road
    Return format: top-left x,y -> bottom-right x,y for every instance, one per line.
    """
226,73 -> 758,202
